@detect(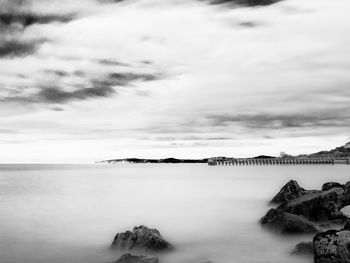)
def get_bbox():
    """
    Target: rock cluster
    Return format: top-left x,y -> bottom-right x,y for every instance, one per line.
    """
109,226 -> 173,263
262,180 -> 350,263
111,225 -> 173,251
